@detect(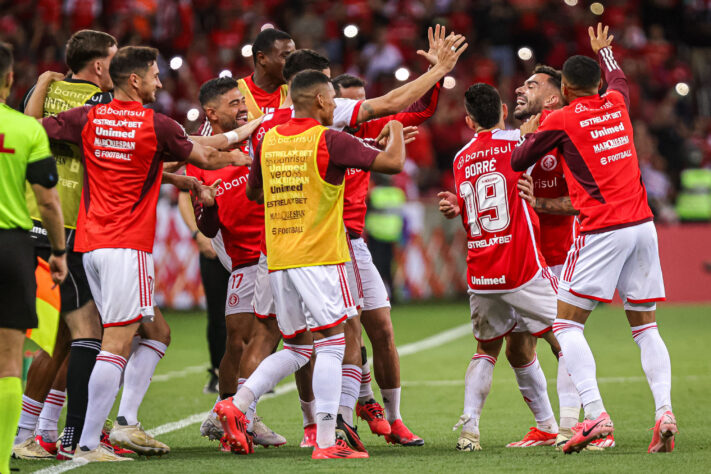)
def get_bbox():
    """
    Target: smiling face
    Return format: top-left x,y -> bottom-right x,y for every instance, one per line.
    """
513,72 -> 559,120
136,61 -> 161,104
207,87 -> 248,132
